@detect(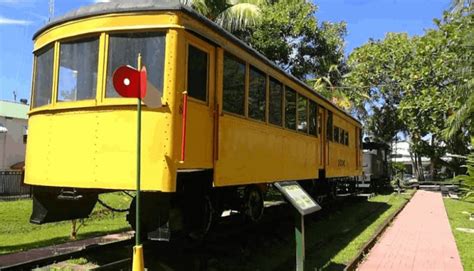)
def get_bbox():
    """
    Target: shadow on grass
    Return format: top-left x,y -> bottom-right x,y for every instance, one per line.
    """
0,228 -> 130,255
137,196 -> 393,271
